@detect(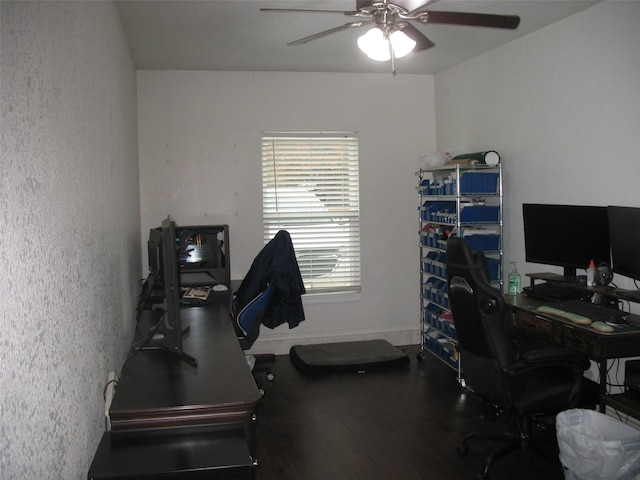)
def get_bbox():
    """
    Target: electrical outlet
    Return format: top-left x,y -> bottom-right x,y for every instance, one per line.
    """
104,371 -> 118,431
